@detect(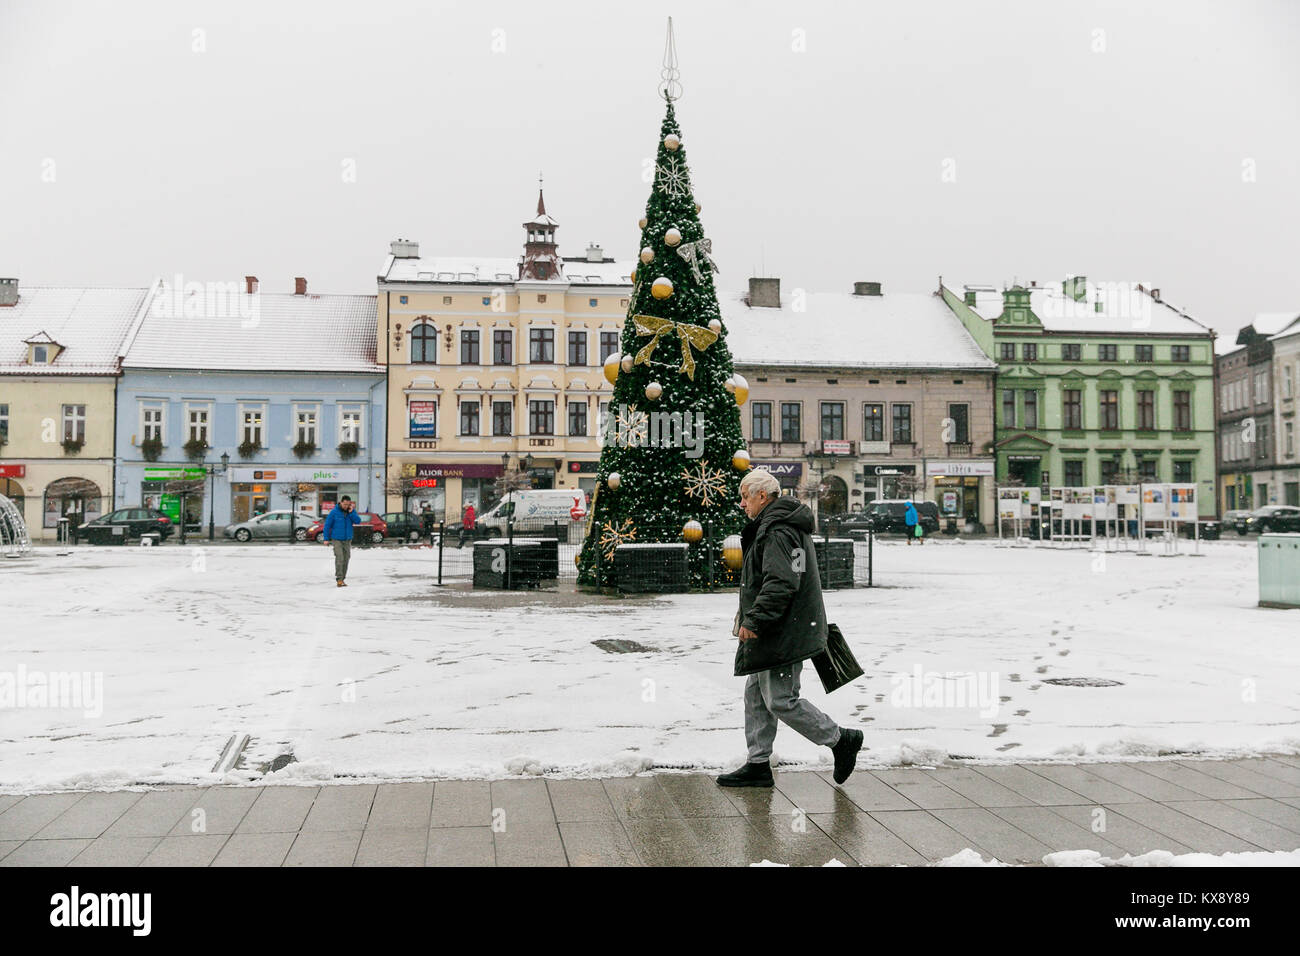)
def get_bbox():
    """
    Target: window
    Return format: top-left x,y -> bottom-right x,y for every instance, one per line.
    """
1137,390 -> 1155,430
460,329 -> 480,365
751,402 -> 772,441
1000,343 -> 1016,360
1023,391 -> 1038,430
1286,421 -> 1294,458
568,330 -> 588,366
1002,390 -> 1016,428
1172,345 -> 1191,363
1255,370 -> 1269,406
1098,344 -> 1116,361
1173,390 -> 1192,431
295,406 -> 318,445
1172,460 -> 1193,484
141,404 -> 164,442
33,345 -> 48,364
1139,459 -> 1158,482
1136,344 -> 1153,362
187,405 -> 210,444
62,404 -> 86,443
858,403 -> 881,442
1062,343 -> 1081,361
1258,420 -> 1269,460
411,322 -> 437,364
780,402 -> 801,442
1099,390 -> 1119,430
820,402 -> 845,441
0,403 -> 7,443
946,403 -> 969,444
459,400 -> 480,436
1101,457 -> 1120,485
1064,460 -> 1084,487
492,400 -> 513,436
568,401 -> 587,437
529,399 -> 554,435
493,329 -> 513,365
1284,366 -> 1293,399
240,405 -> 265,446
529,328 -> 554,364
1023,343 -> 1038,361
1063,389 -> 1082,430
892,403 -> 913,443
339,405 -> 363,445
599,331 -> 620,362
